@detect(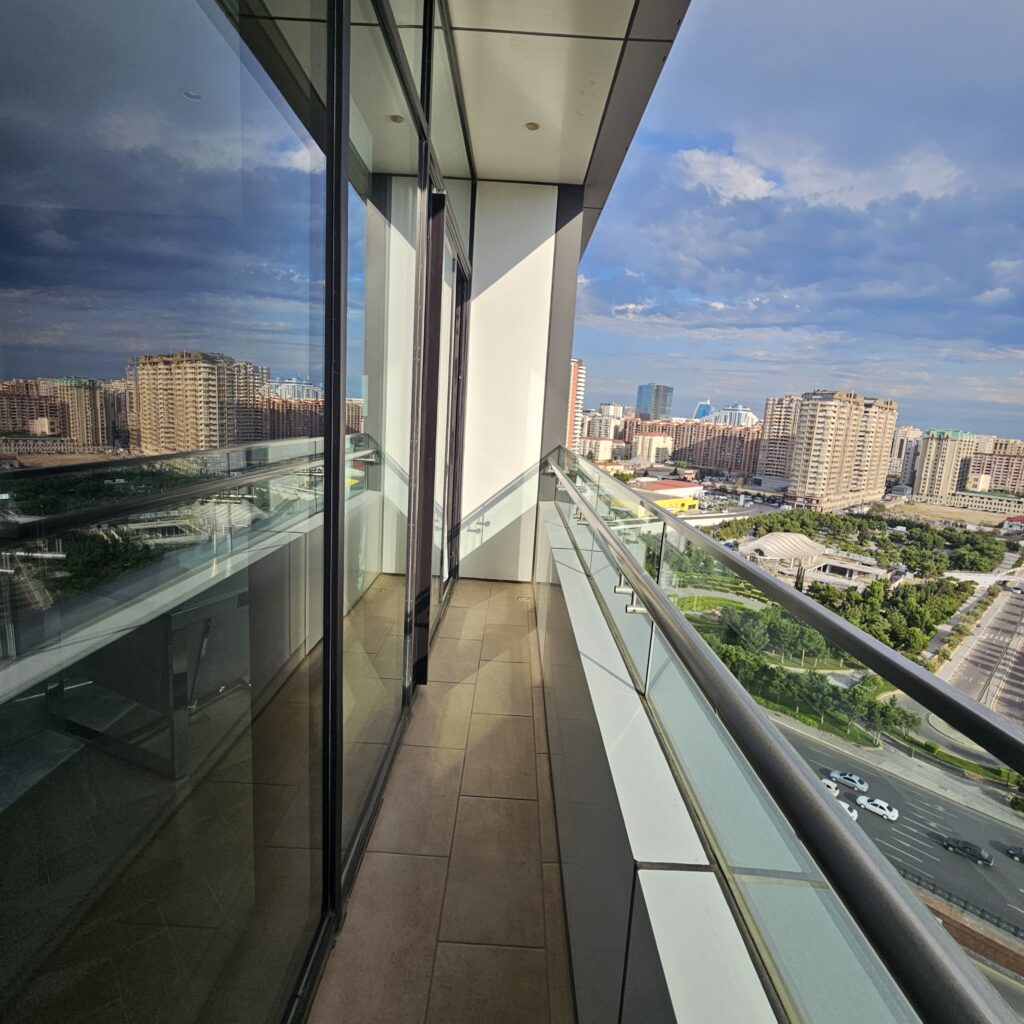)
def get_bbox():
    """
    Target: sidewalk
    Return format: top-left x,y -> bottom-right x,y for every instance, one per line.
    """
767,710 -> 1024,831
938,587 -> 1014,685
